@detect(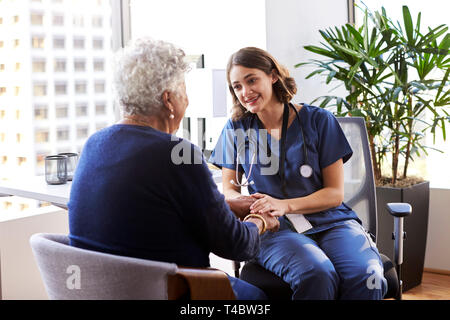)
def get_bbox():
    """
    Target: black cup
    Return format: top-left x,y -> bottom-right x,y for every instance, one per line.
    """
57,152 -> 78,181
45,155 -> 68,185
